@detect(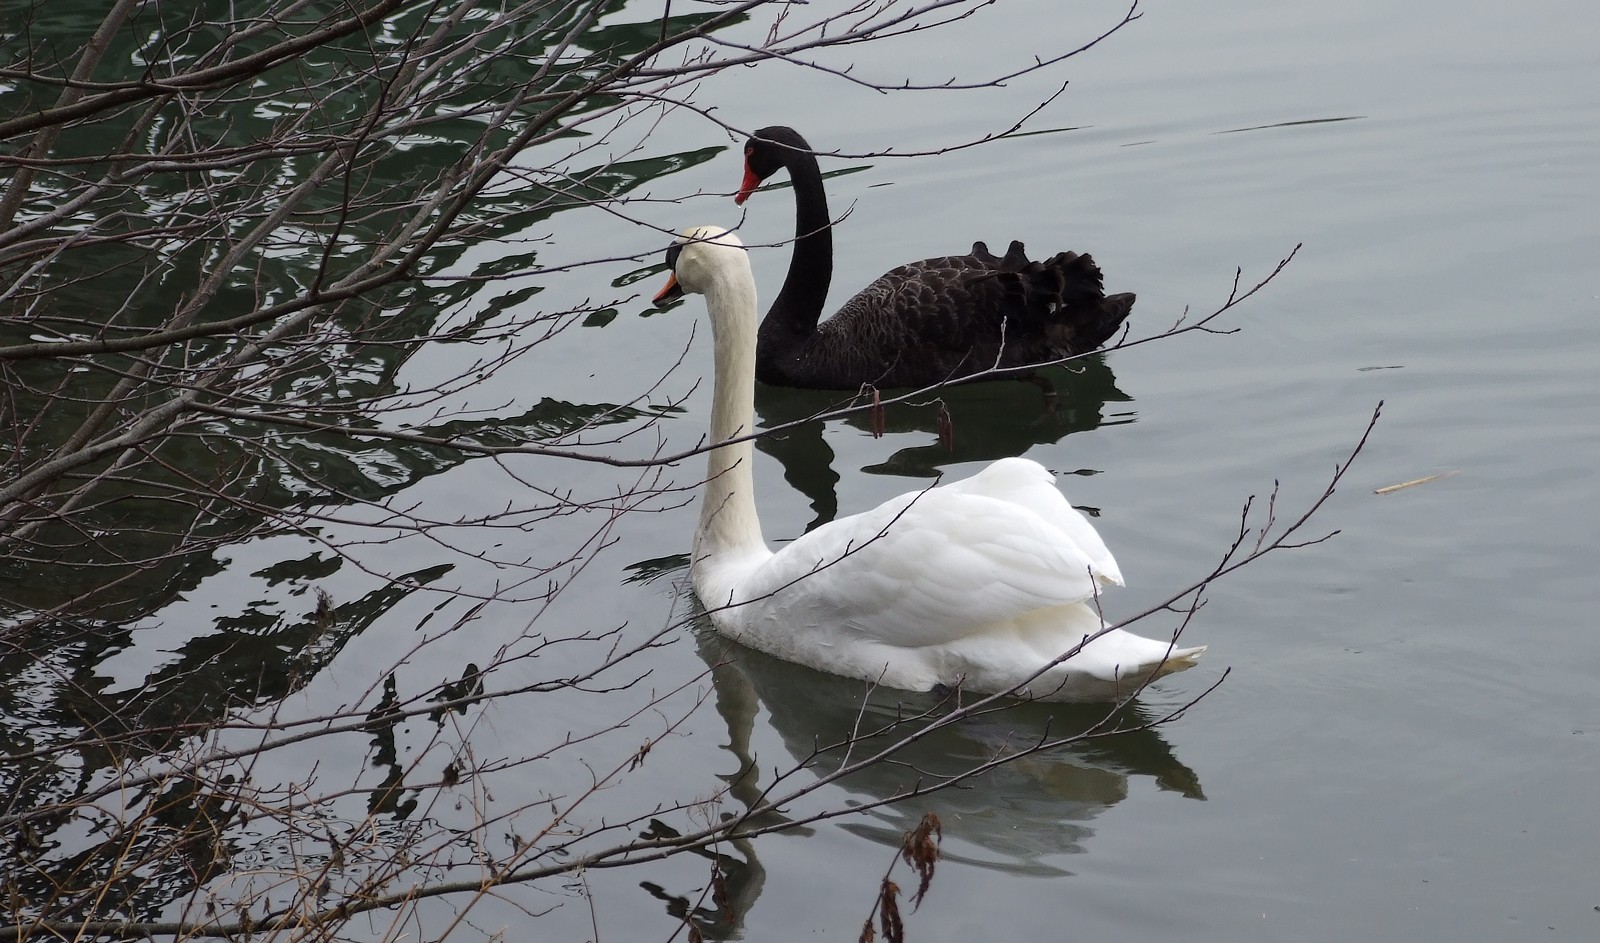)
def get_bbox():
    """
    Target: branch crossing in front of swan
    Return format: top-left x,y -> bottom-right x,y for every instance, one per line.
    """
657,226 -> 1203,701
